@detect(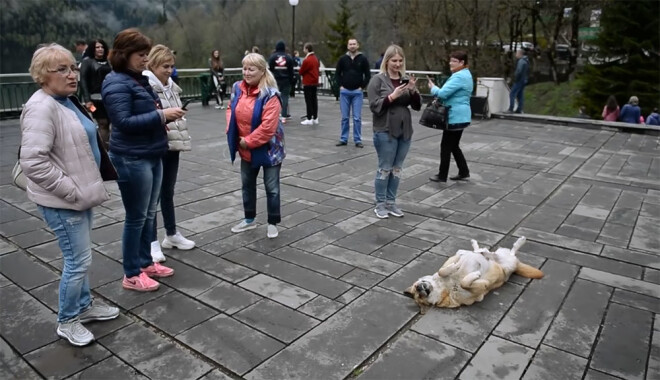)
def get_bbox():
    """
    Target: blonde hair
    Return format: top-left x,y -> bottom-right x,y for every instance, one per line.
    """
147,44 -> 175,71
629,96 -> 639,105
380,44 -> 406,75
242,53 -> 277,97
29,43 -> 75,85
